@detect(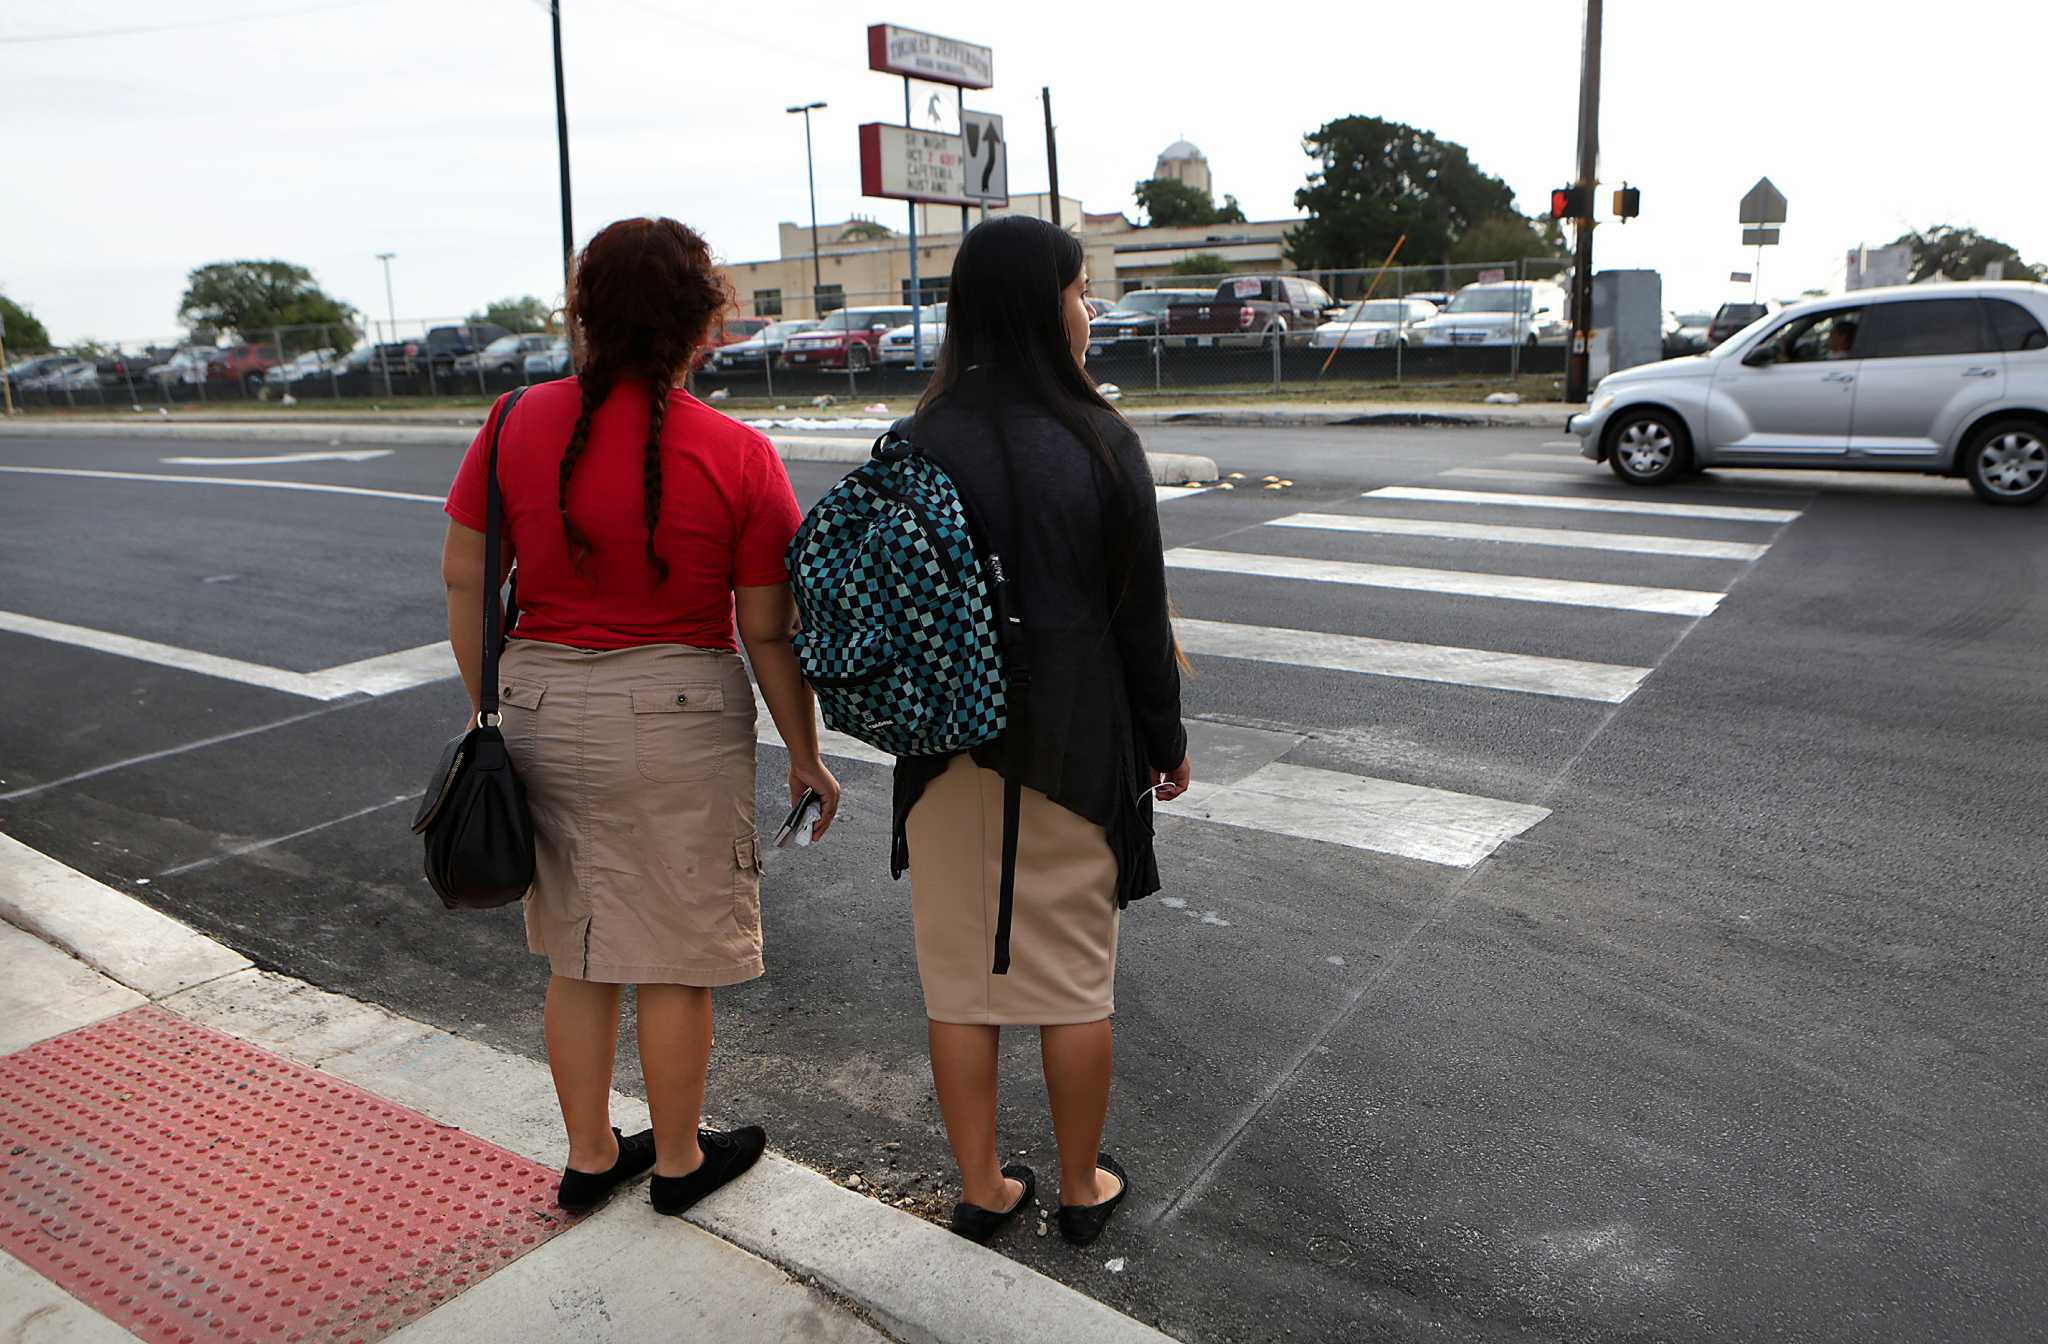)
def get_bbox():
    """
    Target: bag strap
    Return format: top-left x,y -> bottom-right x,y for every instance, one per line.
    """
477,385 -> 529,725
